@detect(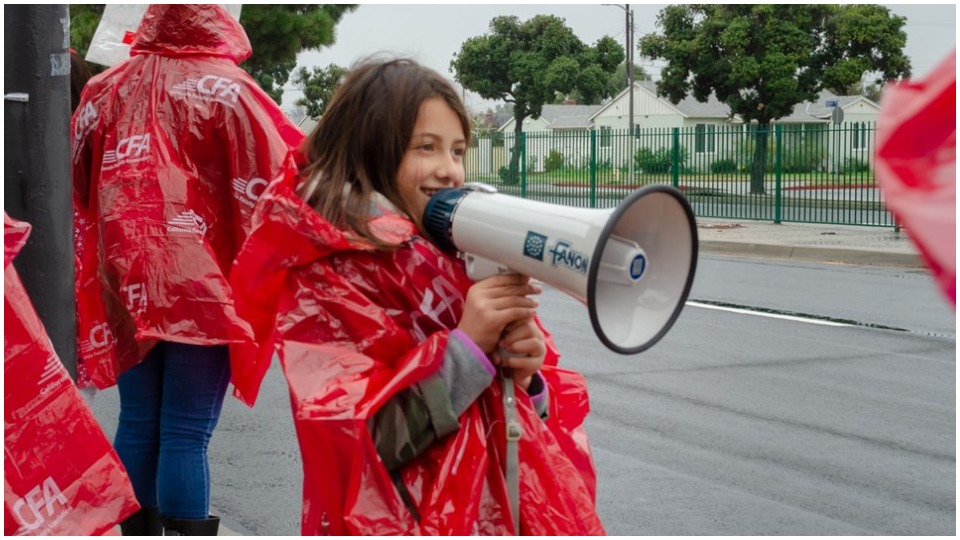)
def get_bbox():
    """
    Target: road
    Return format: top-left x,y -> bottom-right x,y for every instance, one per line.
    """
89,255 -> 956,535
